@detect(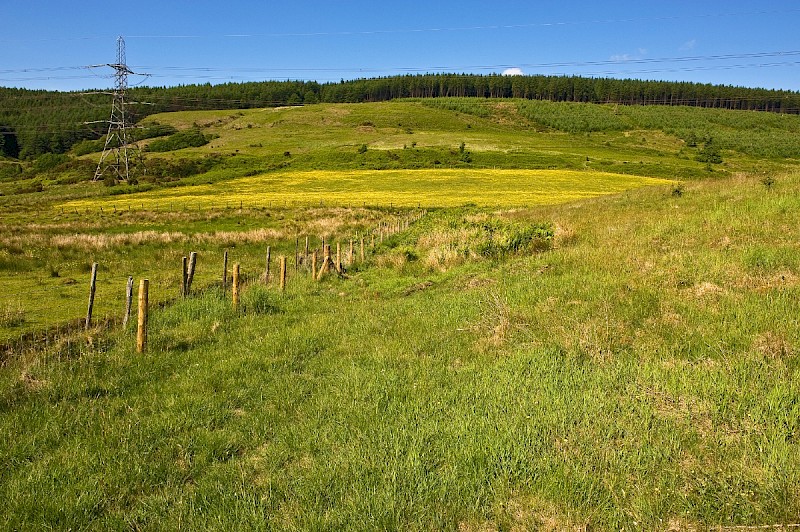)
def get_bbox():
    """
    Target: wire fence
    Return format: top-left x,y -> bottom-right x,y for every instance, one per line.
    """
0,211 -> 425,360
